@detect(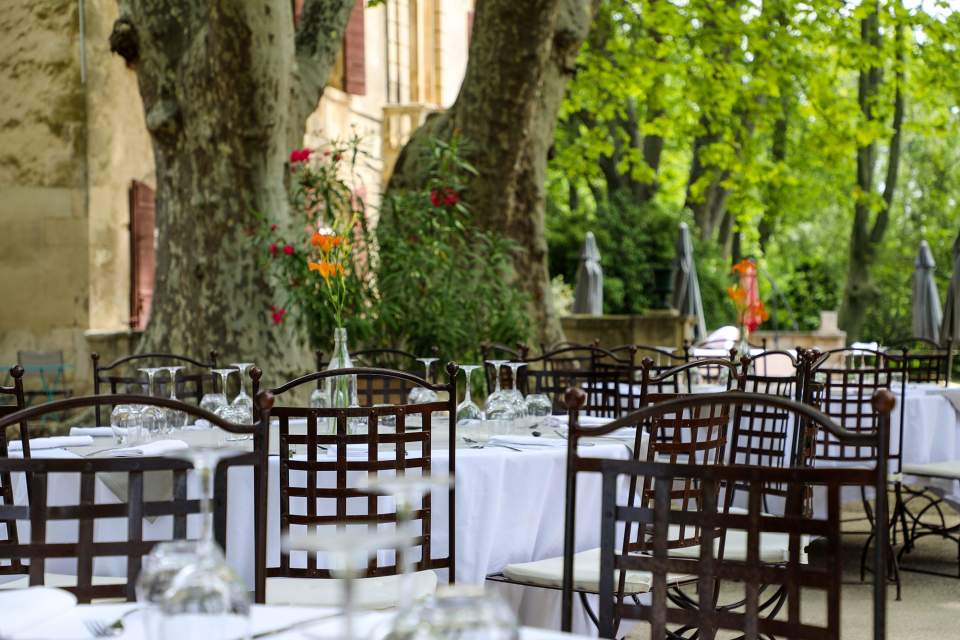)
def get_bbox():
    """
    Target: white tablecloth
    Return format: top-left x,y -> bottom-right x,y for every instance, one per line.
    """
8,426 -> 640,634
0,598 -> 593,640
